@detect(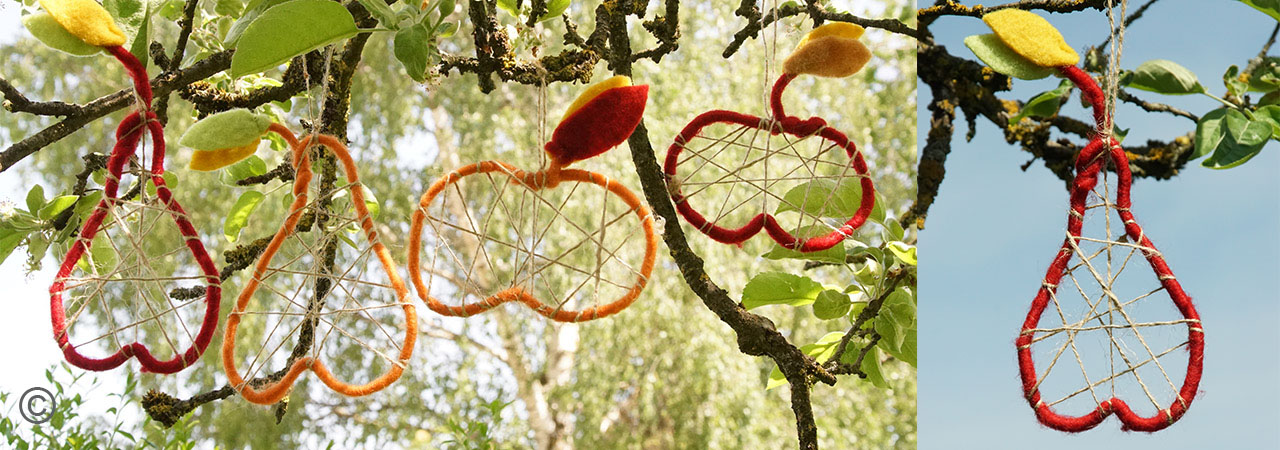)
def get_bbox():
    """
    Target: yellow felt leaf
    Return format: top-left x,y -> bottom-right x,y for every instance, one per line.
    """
189,143 -> 260,172
982,9 -> 1078,68
37,0 -> 127,47
796,22 -> 864,47
562,75 -> 631,121
783,36 -> 871,78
